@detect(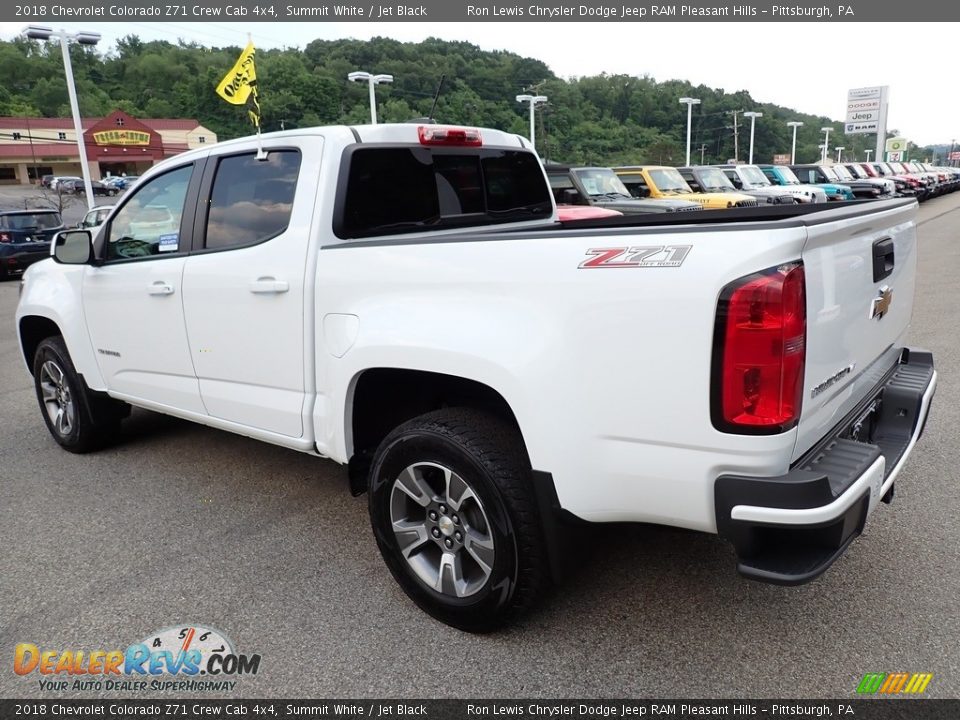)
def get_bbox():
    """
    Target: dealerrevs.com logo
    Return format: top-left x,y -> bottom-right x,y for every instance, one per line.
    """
14,625 -> 261,692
